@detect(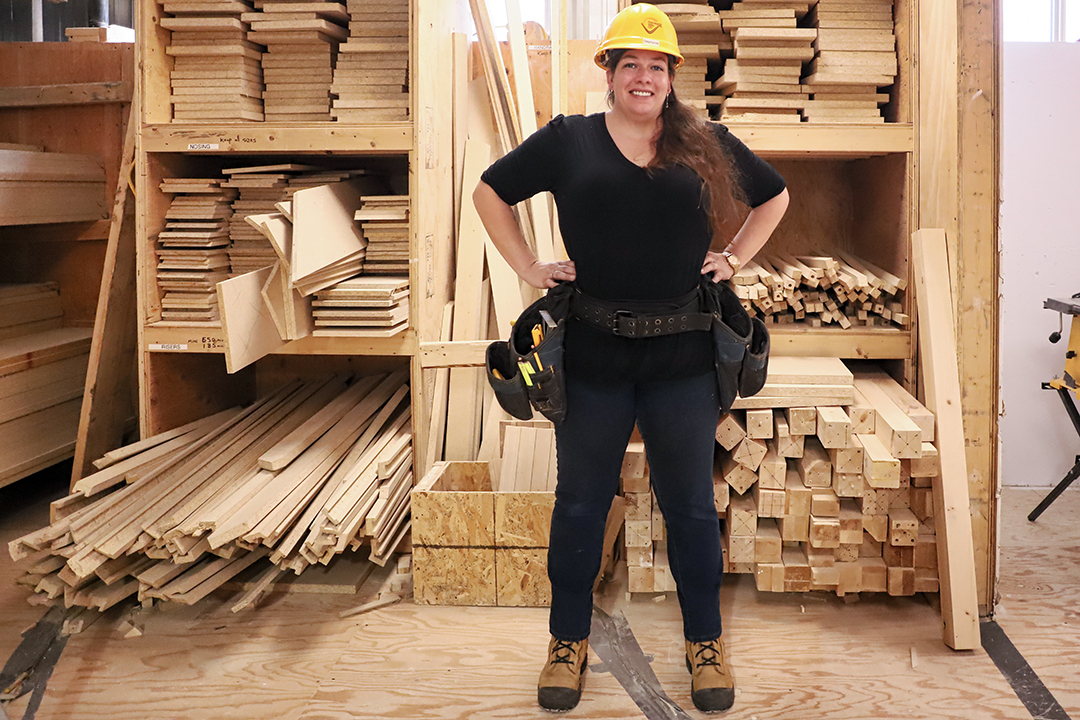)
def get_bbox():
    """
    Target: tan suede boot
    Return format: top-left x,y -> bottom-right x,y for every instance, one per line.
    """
537,637 -> 589,712
685,637 -> 735,713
